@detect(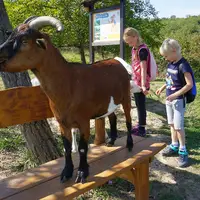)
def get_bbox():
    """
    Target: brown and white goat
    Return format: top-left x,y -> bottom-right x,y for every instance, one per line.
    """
0,16 -> 134,183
